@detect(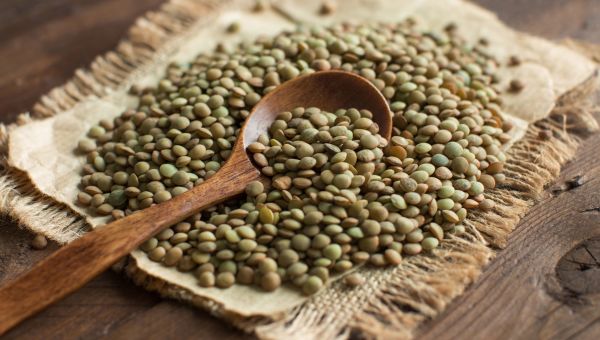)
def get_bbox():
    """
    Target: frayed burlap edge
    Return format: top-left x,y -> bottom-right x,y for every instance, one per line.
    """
0,0 -> 598,338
